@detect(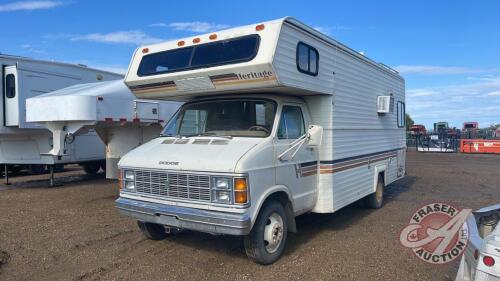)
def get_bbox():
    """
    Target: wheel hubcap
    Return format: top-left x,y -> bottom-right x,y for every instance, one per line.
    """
263,212 -> 284,254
